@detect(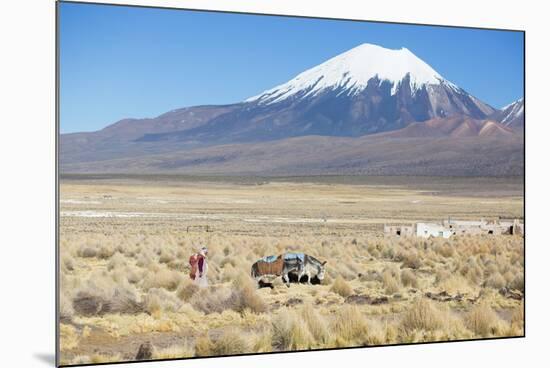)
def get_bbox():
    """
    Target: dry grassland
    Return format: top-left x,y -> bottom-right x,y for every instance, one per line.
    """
59,176 -> 524,365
